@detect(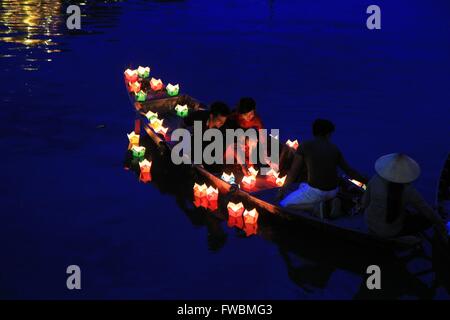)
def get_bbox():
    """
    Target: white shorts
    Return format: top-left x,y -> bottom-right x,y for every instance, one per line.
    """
280,183 -> 338,207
